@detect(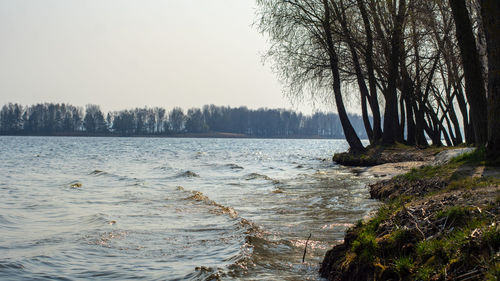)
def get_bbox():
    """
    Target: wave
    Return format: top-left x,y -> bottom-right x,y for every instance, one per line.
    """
88,169 -> 133,181
175,171 -> 200,178
183,266 -> 225,281
185,191 -> 238,219
89,169 -> 108,176
0,261 -> 24,271
245,173 -> 281,185
87,230 -> 128,248
224,163 -> 244,170
176,187 -> 267,277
